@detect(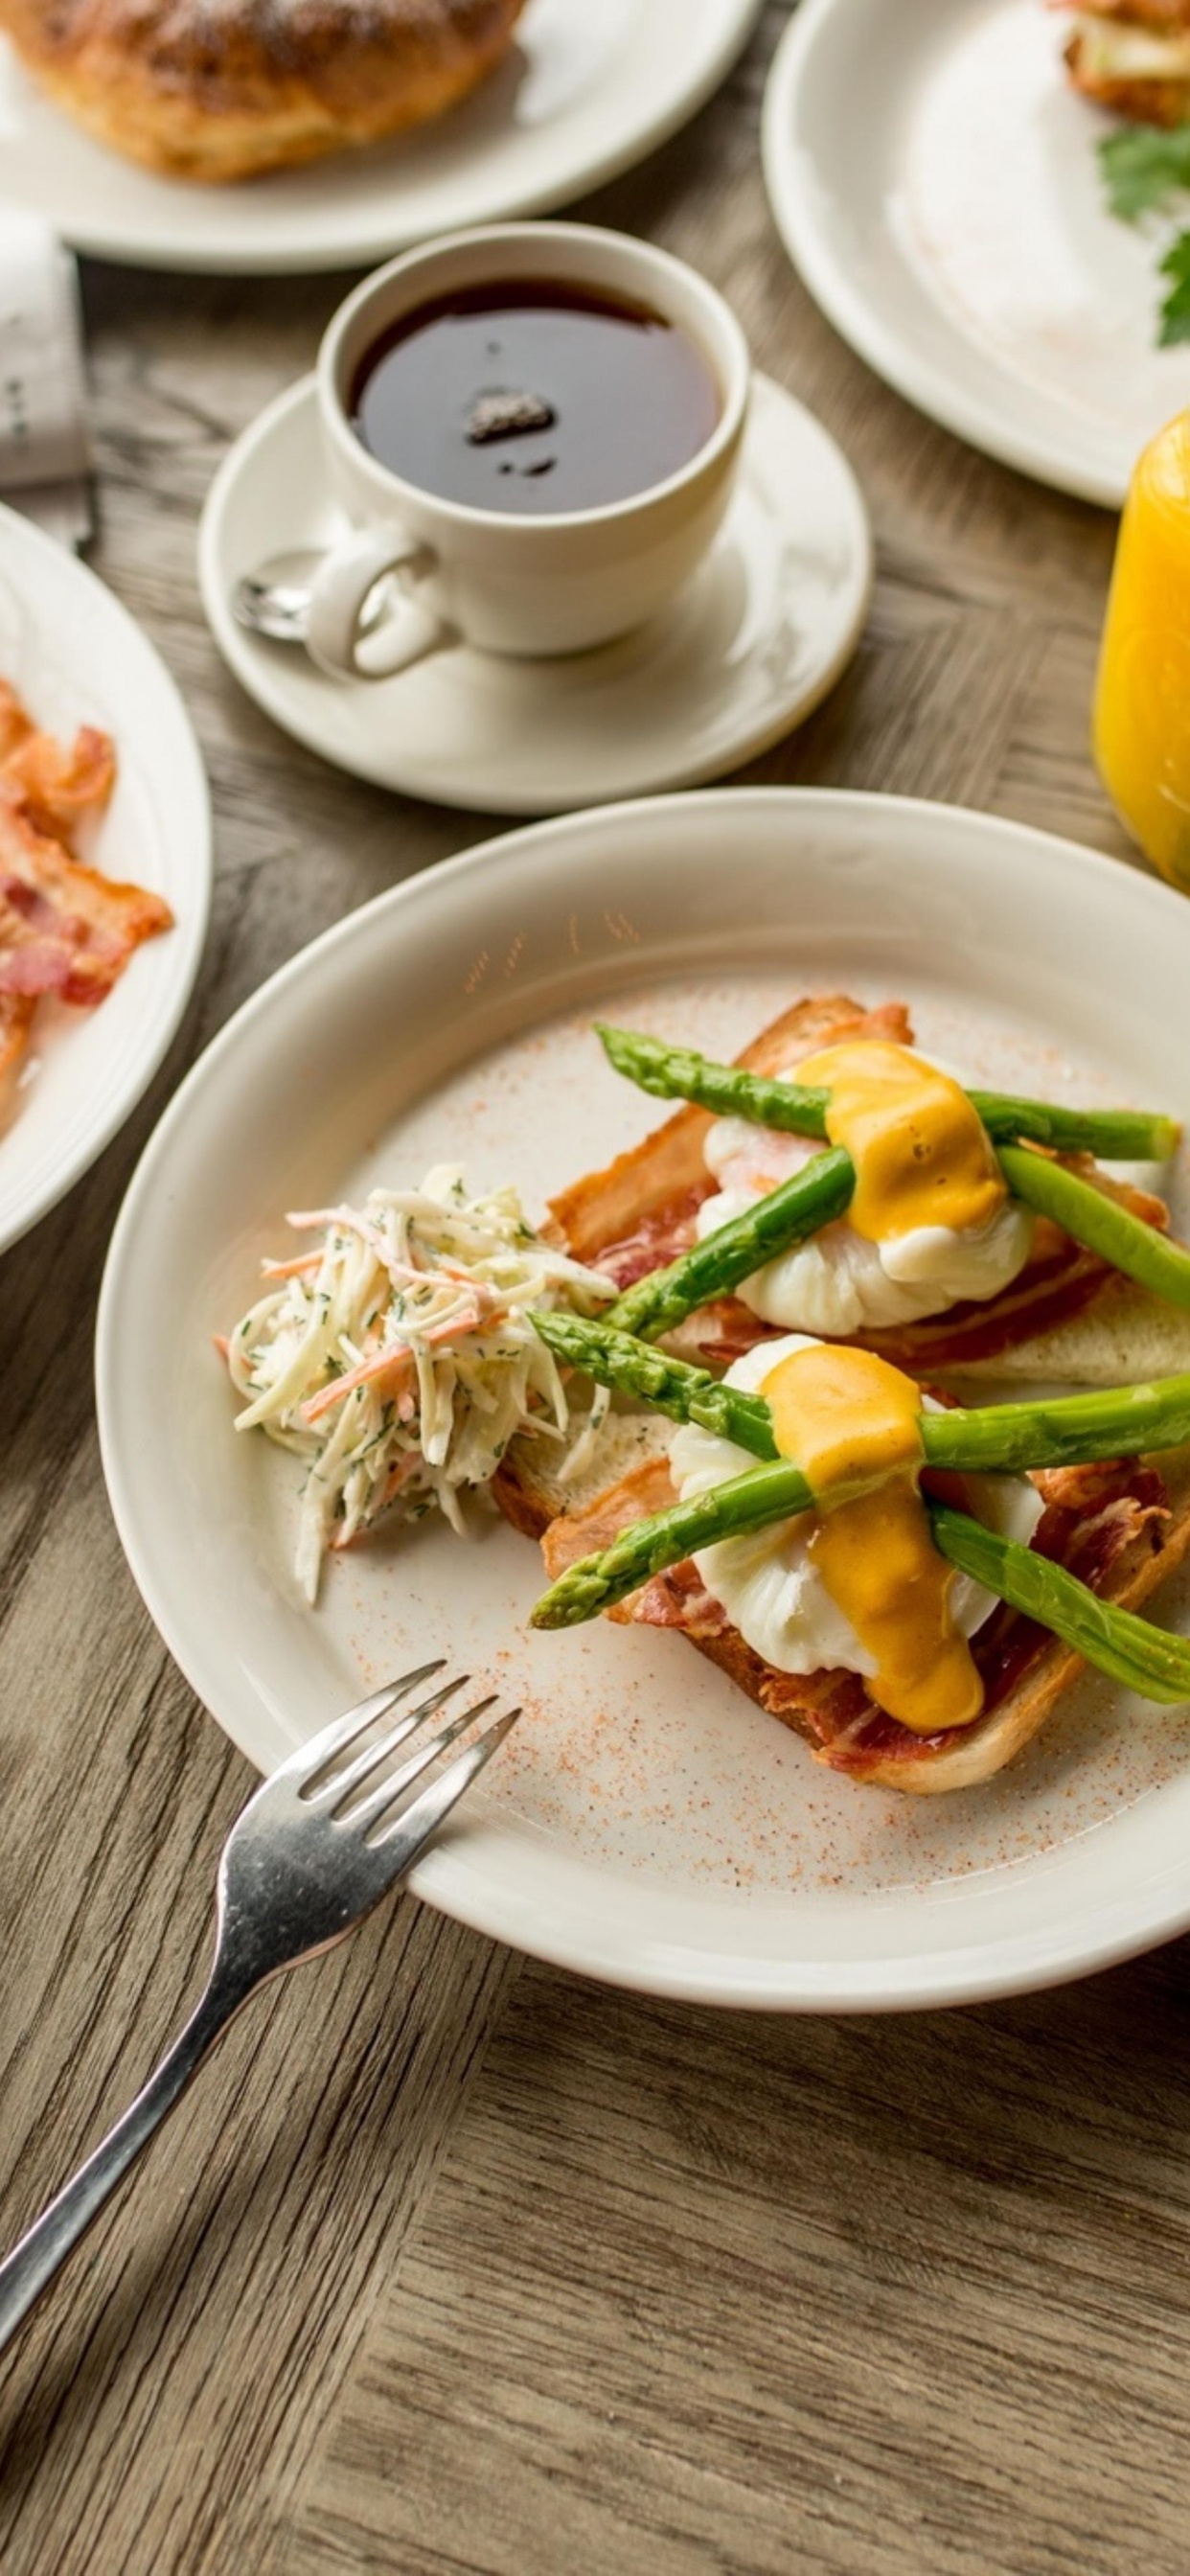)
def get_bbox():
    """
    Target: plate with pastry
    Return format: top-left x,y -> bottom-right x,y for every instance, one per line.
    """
763,0 -> 1190,507
97,786 -> 1190,2011
0,499 -> 209,1257
0,0 -> 763,275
